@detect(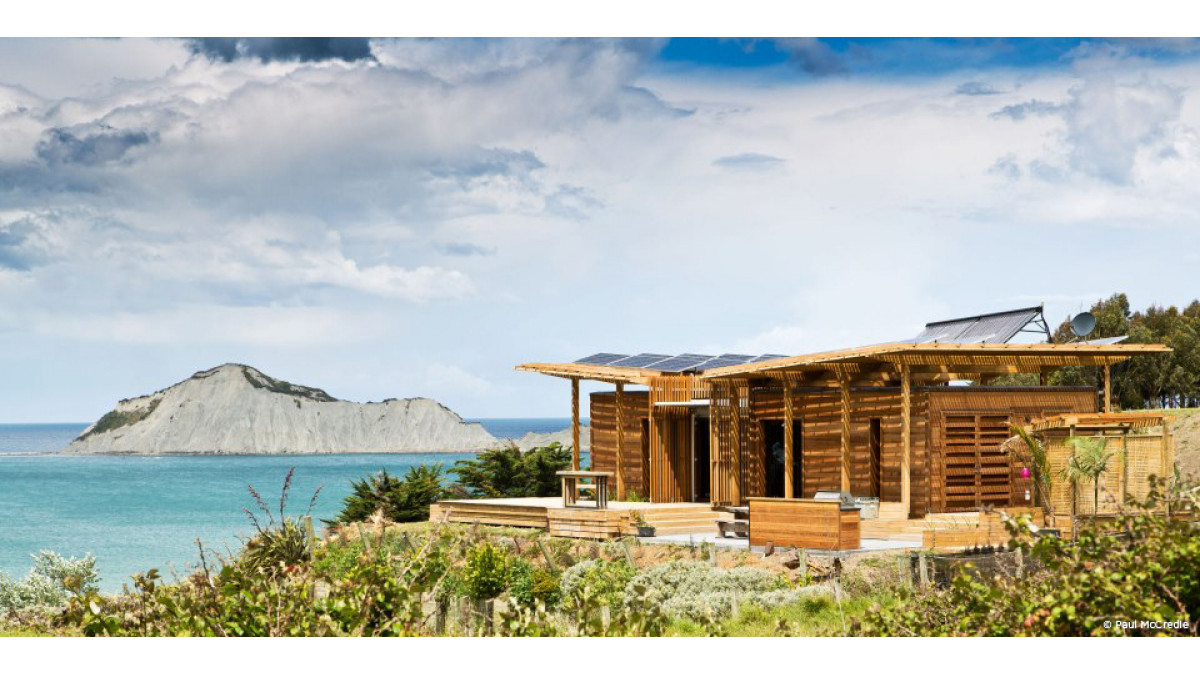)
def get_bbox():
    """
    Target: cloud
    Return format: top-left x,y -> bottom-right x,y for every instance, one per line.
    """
991,99 -> 1062,121
713,152 -> 785,171
439,242 -> 495,257
775,38 -> 846,75
988,154 -> 1022,181
1062,76 -> 1184,184
35,127 -> 156,165
186,38 -> 374,63
955,81 -> 1001,96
